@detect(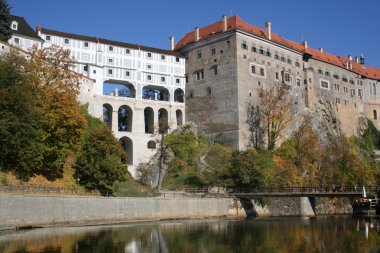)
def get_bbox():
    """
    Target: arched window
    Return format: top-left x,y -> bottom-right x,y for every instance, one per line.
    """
120,137 -> 133,165
176,109 -> 183,126
147,140 -> 156,149
144,107 -> 154,134
103,104 -> 113,129
158,108 -> 169,134
118,105 -> 133,132
174,88 -> 184,103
